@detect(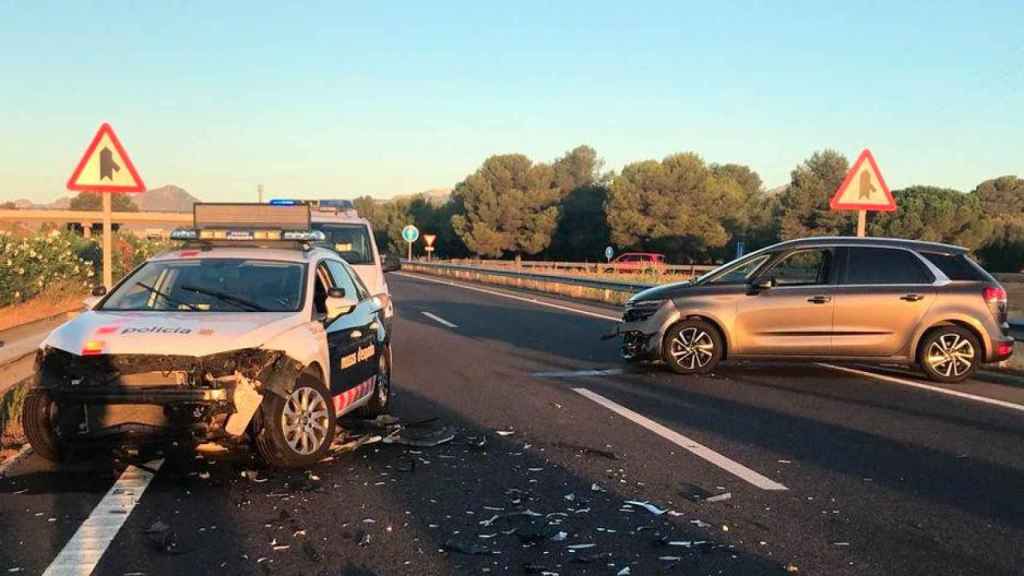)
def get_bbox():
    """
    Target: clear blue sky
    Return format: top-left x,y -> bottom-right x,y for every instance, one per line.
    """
0,1 -> 1020,204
